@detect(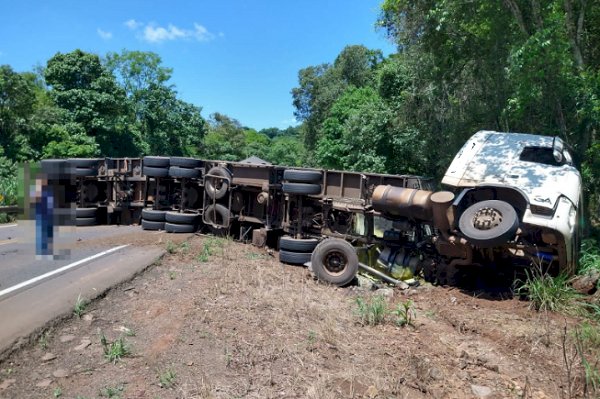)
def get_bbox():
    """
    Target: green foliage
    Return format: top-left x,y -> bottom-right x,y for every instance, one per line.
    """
100,332 -> 131,364
73,294 -> 89,318
0,156 -> 17,206
355,295 -> 387,326
99,385 -> 124,398
516,270 -> 579,312
579,239 -> 600,275
158,368 -> 177,388
393,299 -> 416,327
